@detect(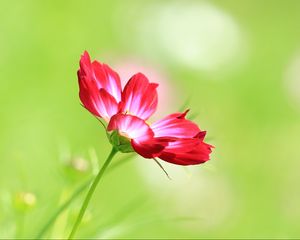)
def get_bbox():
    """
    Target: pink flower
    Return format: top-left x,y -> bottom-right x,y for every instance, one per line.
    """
78,51 -> 213,165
